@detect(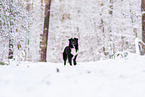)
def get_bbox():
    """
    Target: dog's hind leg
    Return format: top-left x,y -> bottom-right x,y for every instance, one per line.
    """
73,54 -> 78,65
63,53 -> 67,66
